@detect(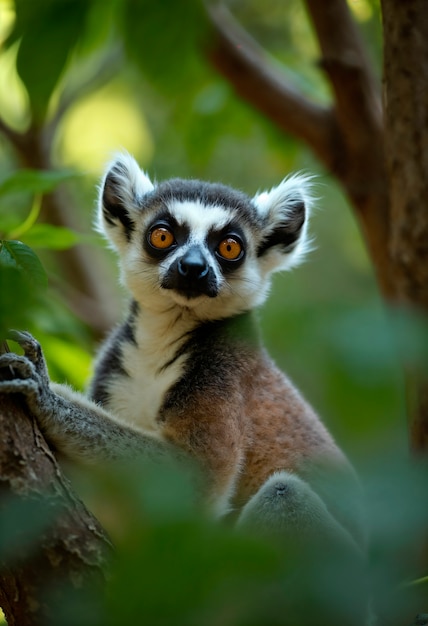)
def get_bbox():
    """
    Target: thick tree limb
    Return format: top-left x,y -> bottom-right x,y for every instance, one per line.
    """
381,0 -> 428,451
303,0 -> 393,299
304,0 -> 382,158
381,0 -> 428,307
0,395 -> 111,625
